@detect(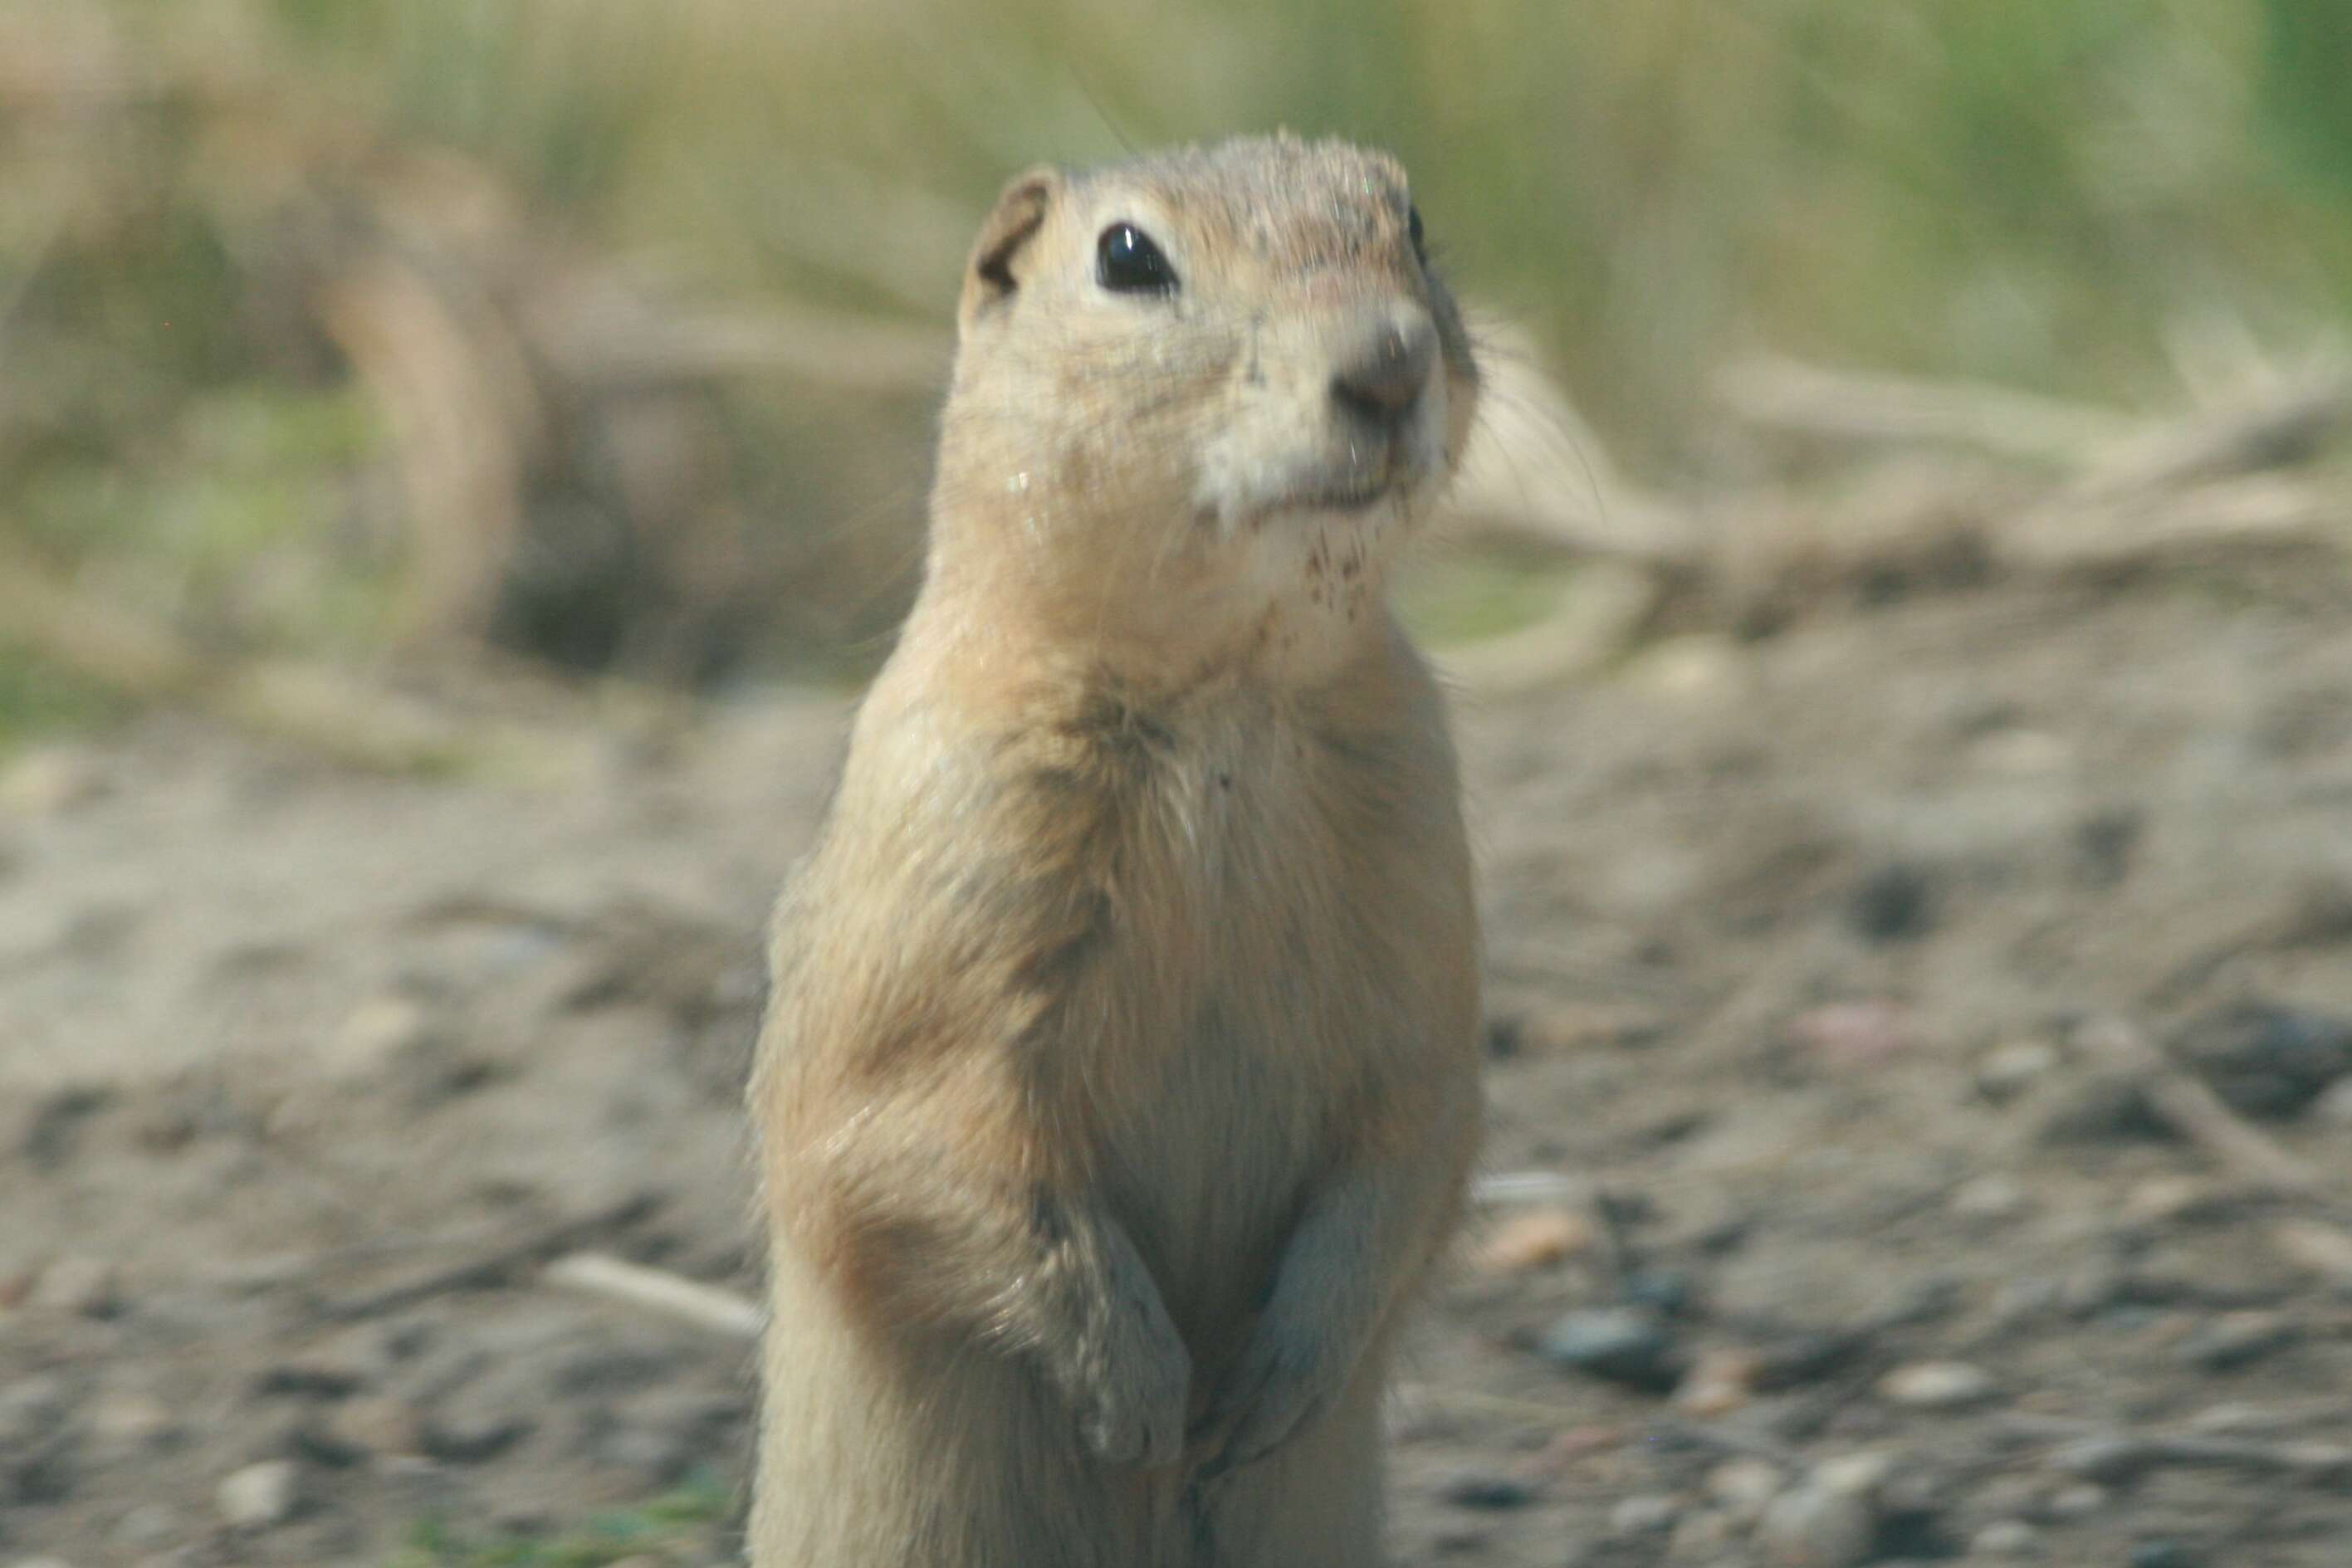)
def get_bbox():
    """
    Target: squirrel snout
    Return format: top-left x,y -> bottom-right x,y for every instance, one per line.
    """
1329,312 -> 1437,436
